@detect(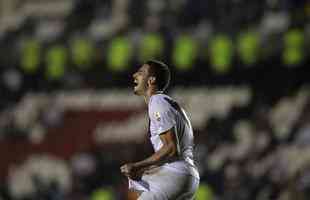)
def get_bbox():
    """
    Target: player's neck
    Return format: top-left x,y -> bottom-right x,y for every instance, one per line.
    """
144,87 -> 159,104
